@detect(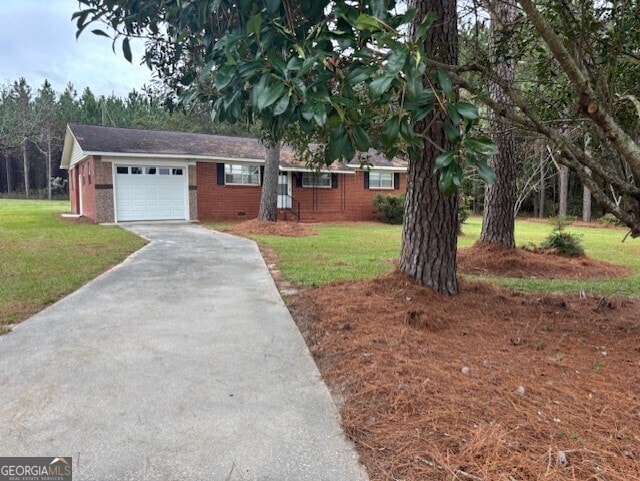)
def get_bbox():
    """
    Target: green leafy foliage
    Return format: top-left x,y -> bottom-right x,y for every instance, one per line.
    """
74,0 -> 496,196
540,220 -> 585,257
373,193 -> 405,224
598,213 -> 622,226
